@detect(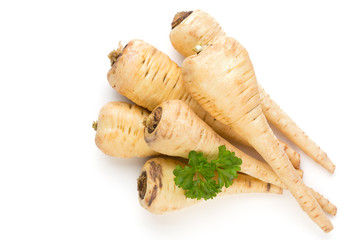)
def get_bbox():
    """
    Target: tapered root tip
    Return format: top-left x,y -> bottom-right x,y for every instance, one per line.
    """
108,42 -> 125,66
171,11 -> 193,29
332,206 -> 338,216
144,107 -> 162,134
323,225 -> 334,233
137,171 -> 147,199
322,158 -> 335,174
